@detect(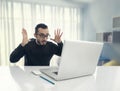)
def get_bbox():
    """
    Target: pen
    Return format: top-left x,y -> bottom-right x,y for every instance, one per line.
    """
40,76 -> 55,85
